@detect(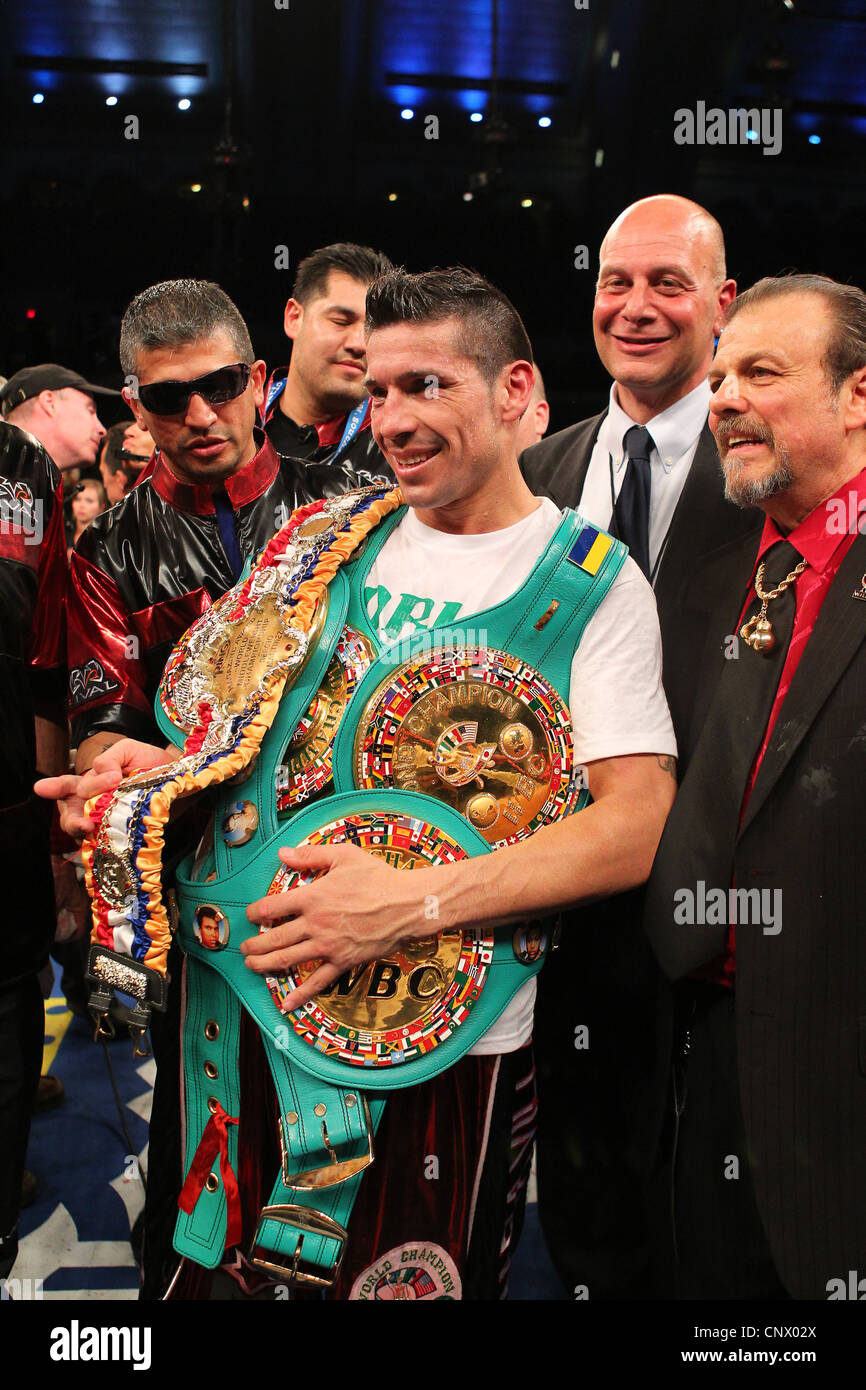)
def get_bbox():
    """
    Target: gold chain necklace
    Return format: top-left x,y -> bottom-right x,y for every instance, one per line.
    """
740,556 -> 807,652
